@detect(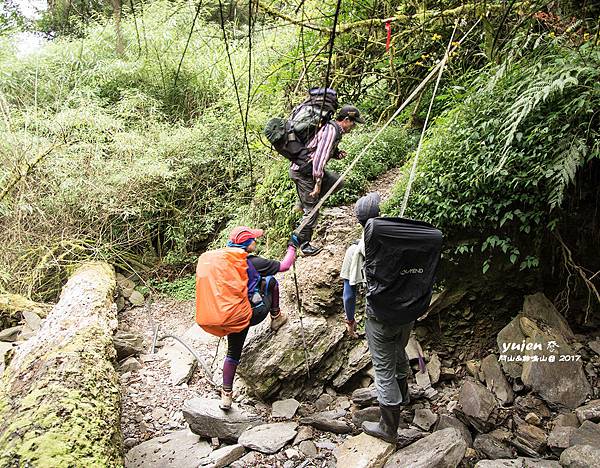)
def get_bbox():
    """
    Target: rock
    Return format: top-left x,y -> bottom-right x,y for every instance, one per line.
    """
352,386 -> 378,407
466,360 -> 480,378
229,451 -> 258,468
336,396 -> 351,410
481,355 -> 514,406
413,408 -> 438,431
397,427 -> 427,449
129,290 -> 145,306
334,432 -> 395,468
300,410 -> 352,434
474,458 -> 561,467
198,444 -> 245,468
238,422 -> 297,454
473,434 -> 515,460
522,293 -> 575,341
456,380 -> 498,433
237,315 -> 345,399
435,415 -> 473,447
524,413 -> 540,426
515,421 -> 546,453
575,399 -> 600,423
509,438 -> 540,458
114,330 -> 145,359
588,340 -> 600,356
116,296 -> 126,312
121,357 -> 142,373
124,429 -> 212,468
315,393 -> 334,411
299,440 -> 318,458
547,425 -> 576,452
406,336 -> 425,361
553,413 -> 580,428
158,341 -> 197,386
352,406 -> 381,428
293,425 -> 313,445
427,354 -> 442,385
560,444 -> 600,468
416,369 -> 432,390
182,397 -> 263,442
514,395 -> 551,419
570,420 -> 600,448
284,447 -> 300,459
0,326 -> 22,342
332,340 -> 372,388
384,428 -> 468,468
21,310 -> 42,331
272,398 -> 300,419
